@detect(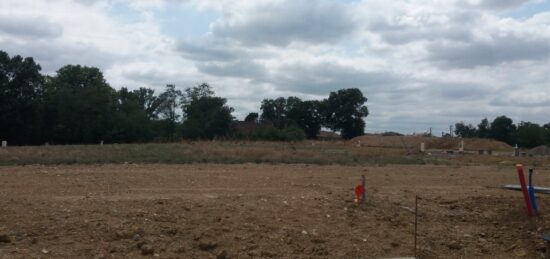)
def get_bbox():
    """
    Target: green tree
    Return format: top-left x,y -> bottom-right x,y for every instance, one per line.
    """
111,87 -> 159,142
477,118 -> 490,138
156,84 -> 183,140
0,51 -> 44,145
324,88 -> 369,139
454,122 -> 477,138
286,100 -> 323,139
181,83 -> 234,139
43,65 -> 114,144
514,122 -> 546,148
489,115 -> 516,145
260,97 -> 287,128
244,112 -> 259,123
